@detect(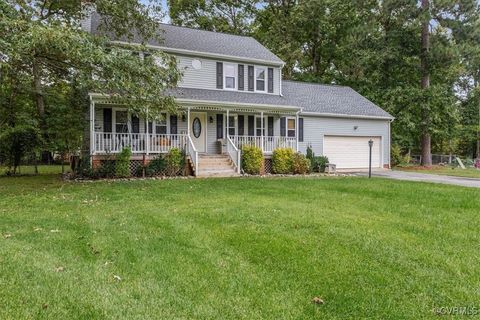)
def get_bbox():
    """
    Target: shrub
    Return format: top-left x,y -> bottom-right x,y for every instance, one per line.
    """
391,145 -> 410,167
0,125 -> 42,174
97,160 -> 116,178
241,145 -> 263,175
313,156 -> 329,173
146,155 -> 166,176
292,152 -> 310,174
115,147 -> 132,177
165,148 -> 184,176
272,148 -> 294,174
